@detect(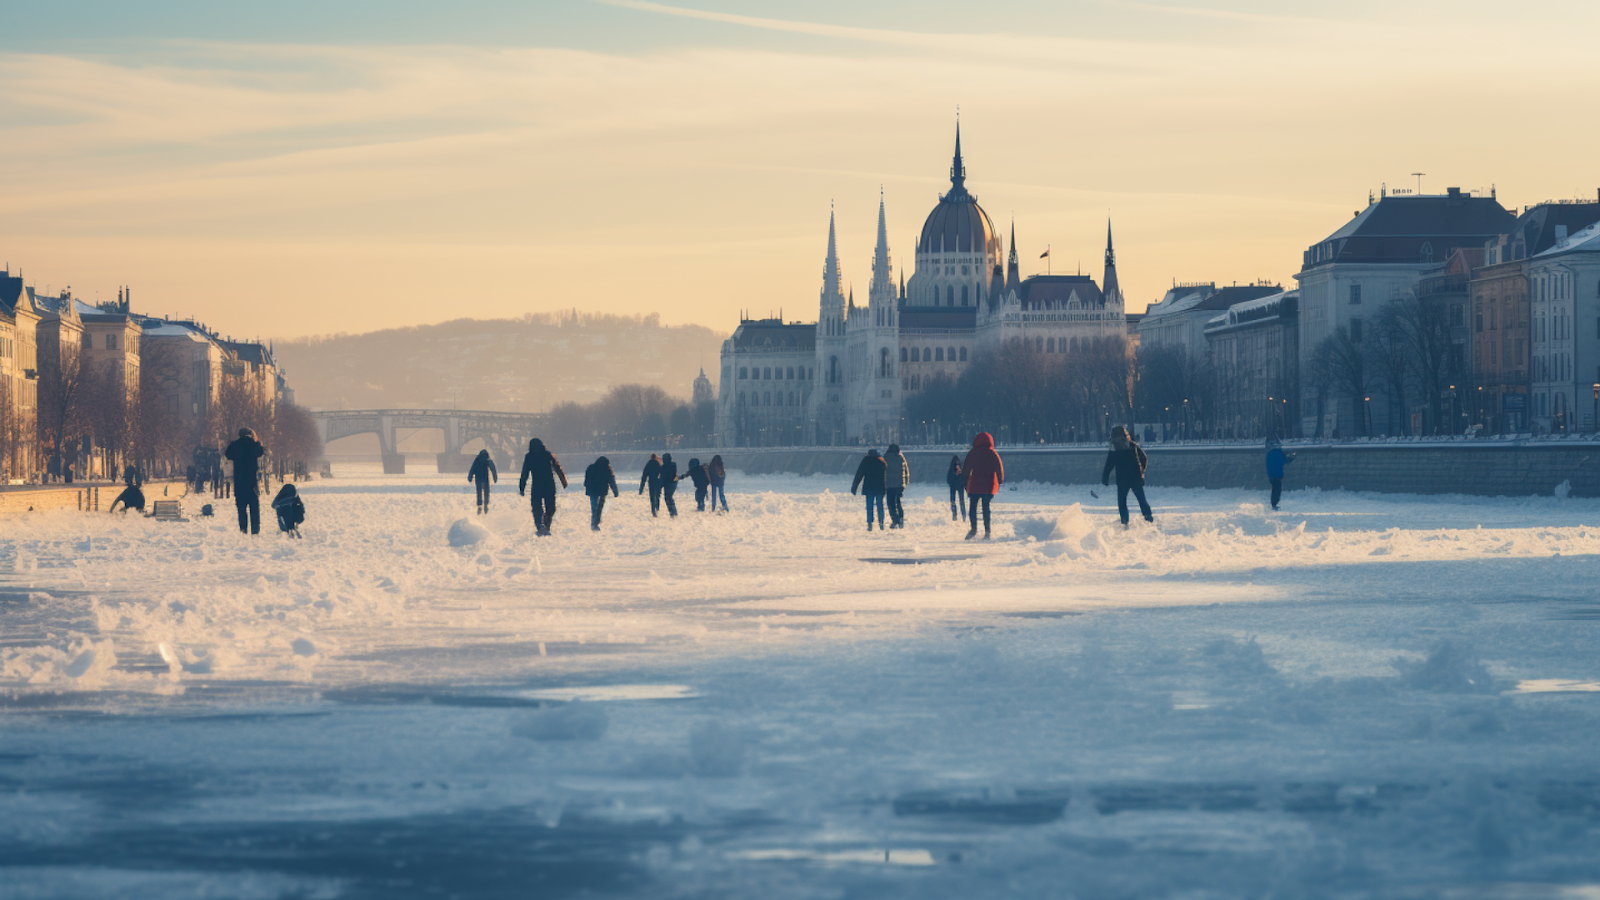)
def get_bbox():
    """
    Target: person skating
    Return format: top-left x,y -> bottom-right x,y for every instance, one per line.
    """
708,455 -> 729,512
962,432 -> 1004,540
108,484 -> 145,514
1265,439 -> 1296,511
639,453 -> 664,516
683,458 -> 712,511
518,438 -> 568,536
1101,425 -> 1153,528
271,483 -> 306,538
467,449 -> 498,514
583,456 -> 620,531
884,443 -> 910,528
224,427 -> 266,535
850,449 -> 889,531
659,453 -> 681,518
946,455 -> 966,522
